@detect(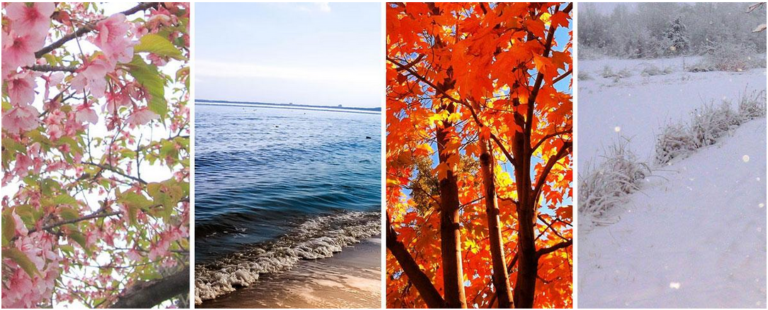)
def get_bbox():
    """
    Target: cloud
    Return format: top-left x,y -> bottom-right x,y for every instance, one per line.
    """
196,60 -> 377,88
316,2 -> 331,12
296,2 -> 331,13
